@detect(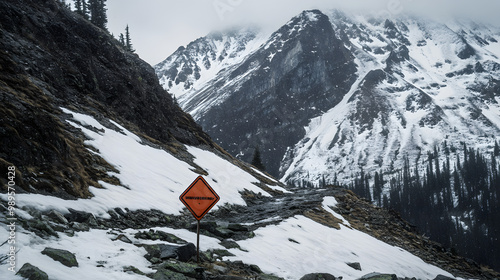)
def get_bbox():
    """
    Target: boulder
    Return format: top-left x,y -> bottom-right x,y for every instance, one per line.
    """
135,229 -> 187,244
213,276 -> 247,280
113,234 -> 132,244
359,273 -> 398,280
153,269 -> 195,280
16,263 -> 49,280
300,273 -> 338,280
143,243 -> 196,262
26,220 -> 58,238
346,262 -> 362,271
176,243 -> 197,262
41,247 -> 79,267
65,209 -> 93,223
46,210 -> 69,224
160,260 -> 202,278
151,260 -> 205,280
70,222 -> 90,232
433,275 -> 456,280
